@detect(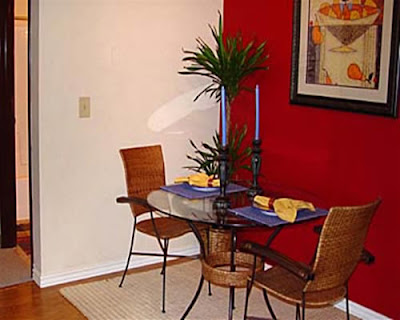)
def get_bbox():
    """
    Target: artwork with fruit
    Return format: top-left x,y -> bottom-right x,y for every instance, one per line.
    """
291,0 -> 399,117
306,0 -> 383,89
